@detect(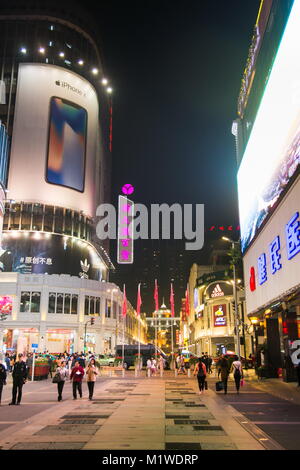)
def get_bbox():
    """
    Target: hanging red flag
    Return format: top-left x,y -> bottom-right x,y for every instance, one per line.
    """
154,279 -> 159,312
122,285 -> 127,317
185,286 -> 190,317
136,283 -> 142,317
170,283 -> 175,318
